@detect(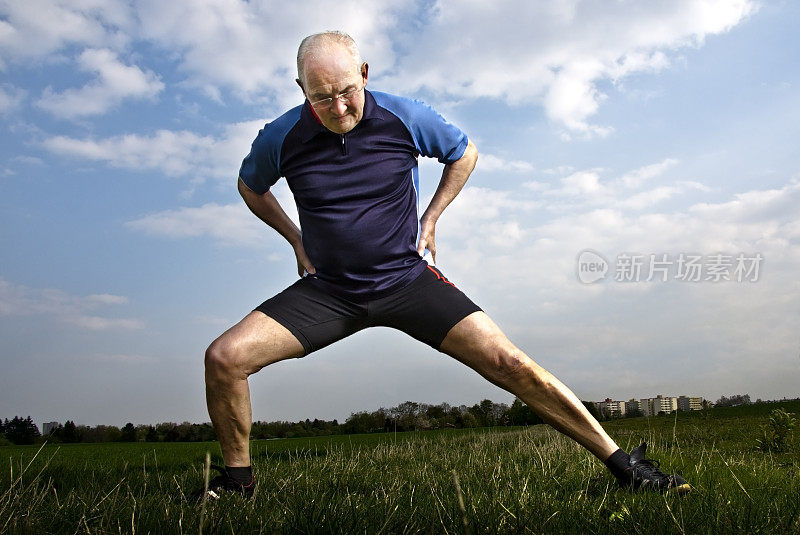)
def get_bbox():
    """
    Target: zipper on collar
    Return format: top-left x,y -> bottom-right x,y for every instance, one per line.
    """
340,134 -> 347,156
